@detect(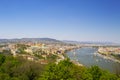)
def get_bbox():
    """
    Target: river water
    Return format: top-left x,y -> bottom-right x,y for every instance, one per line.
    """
66,47 -> 120,73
